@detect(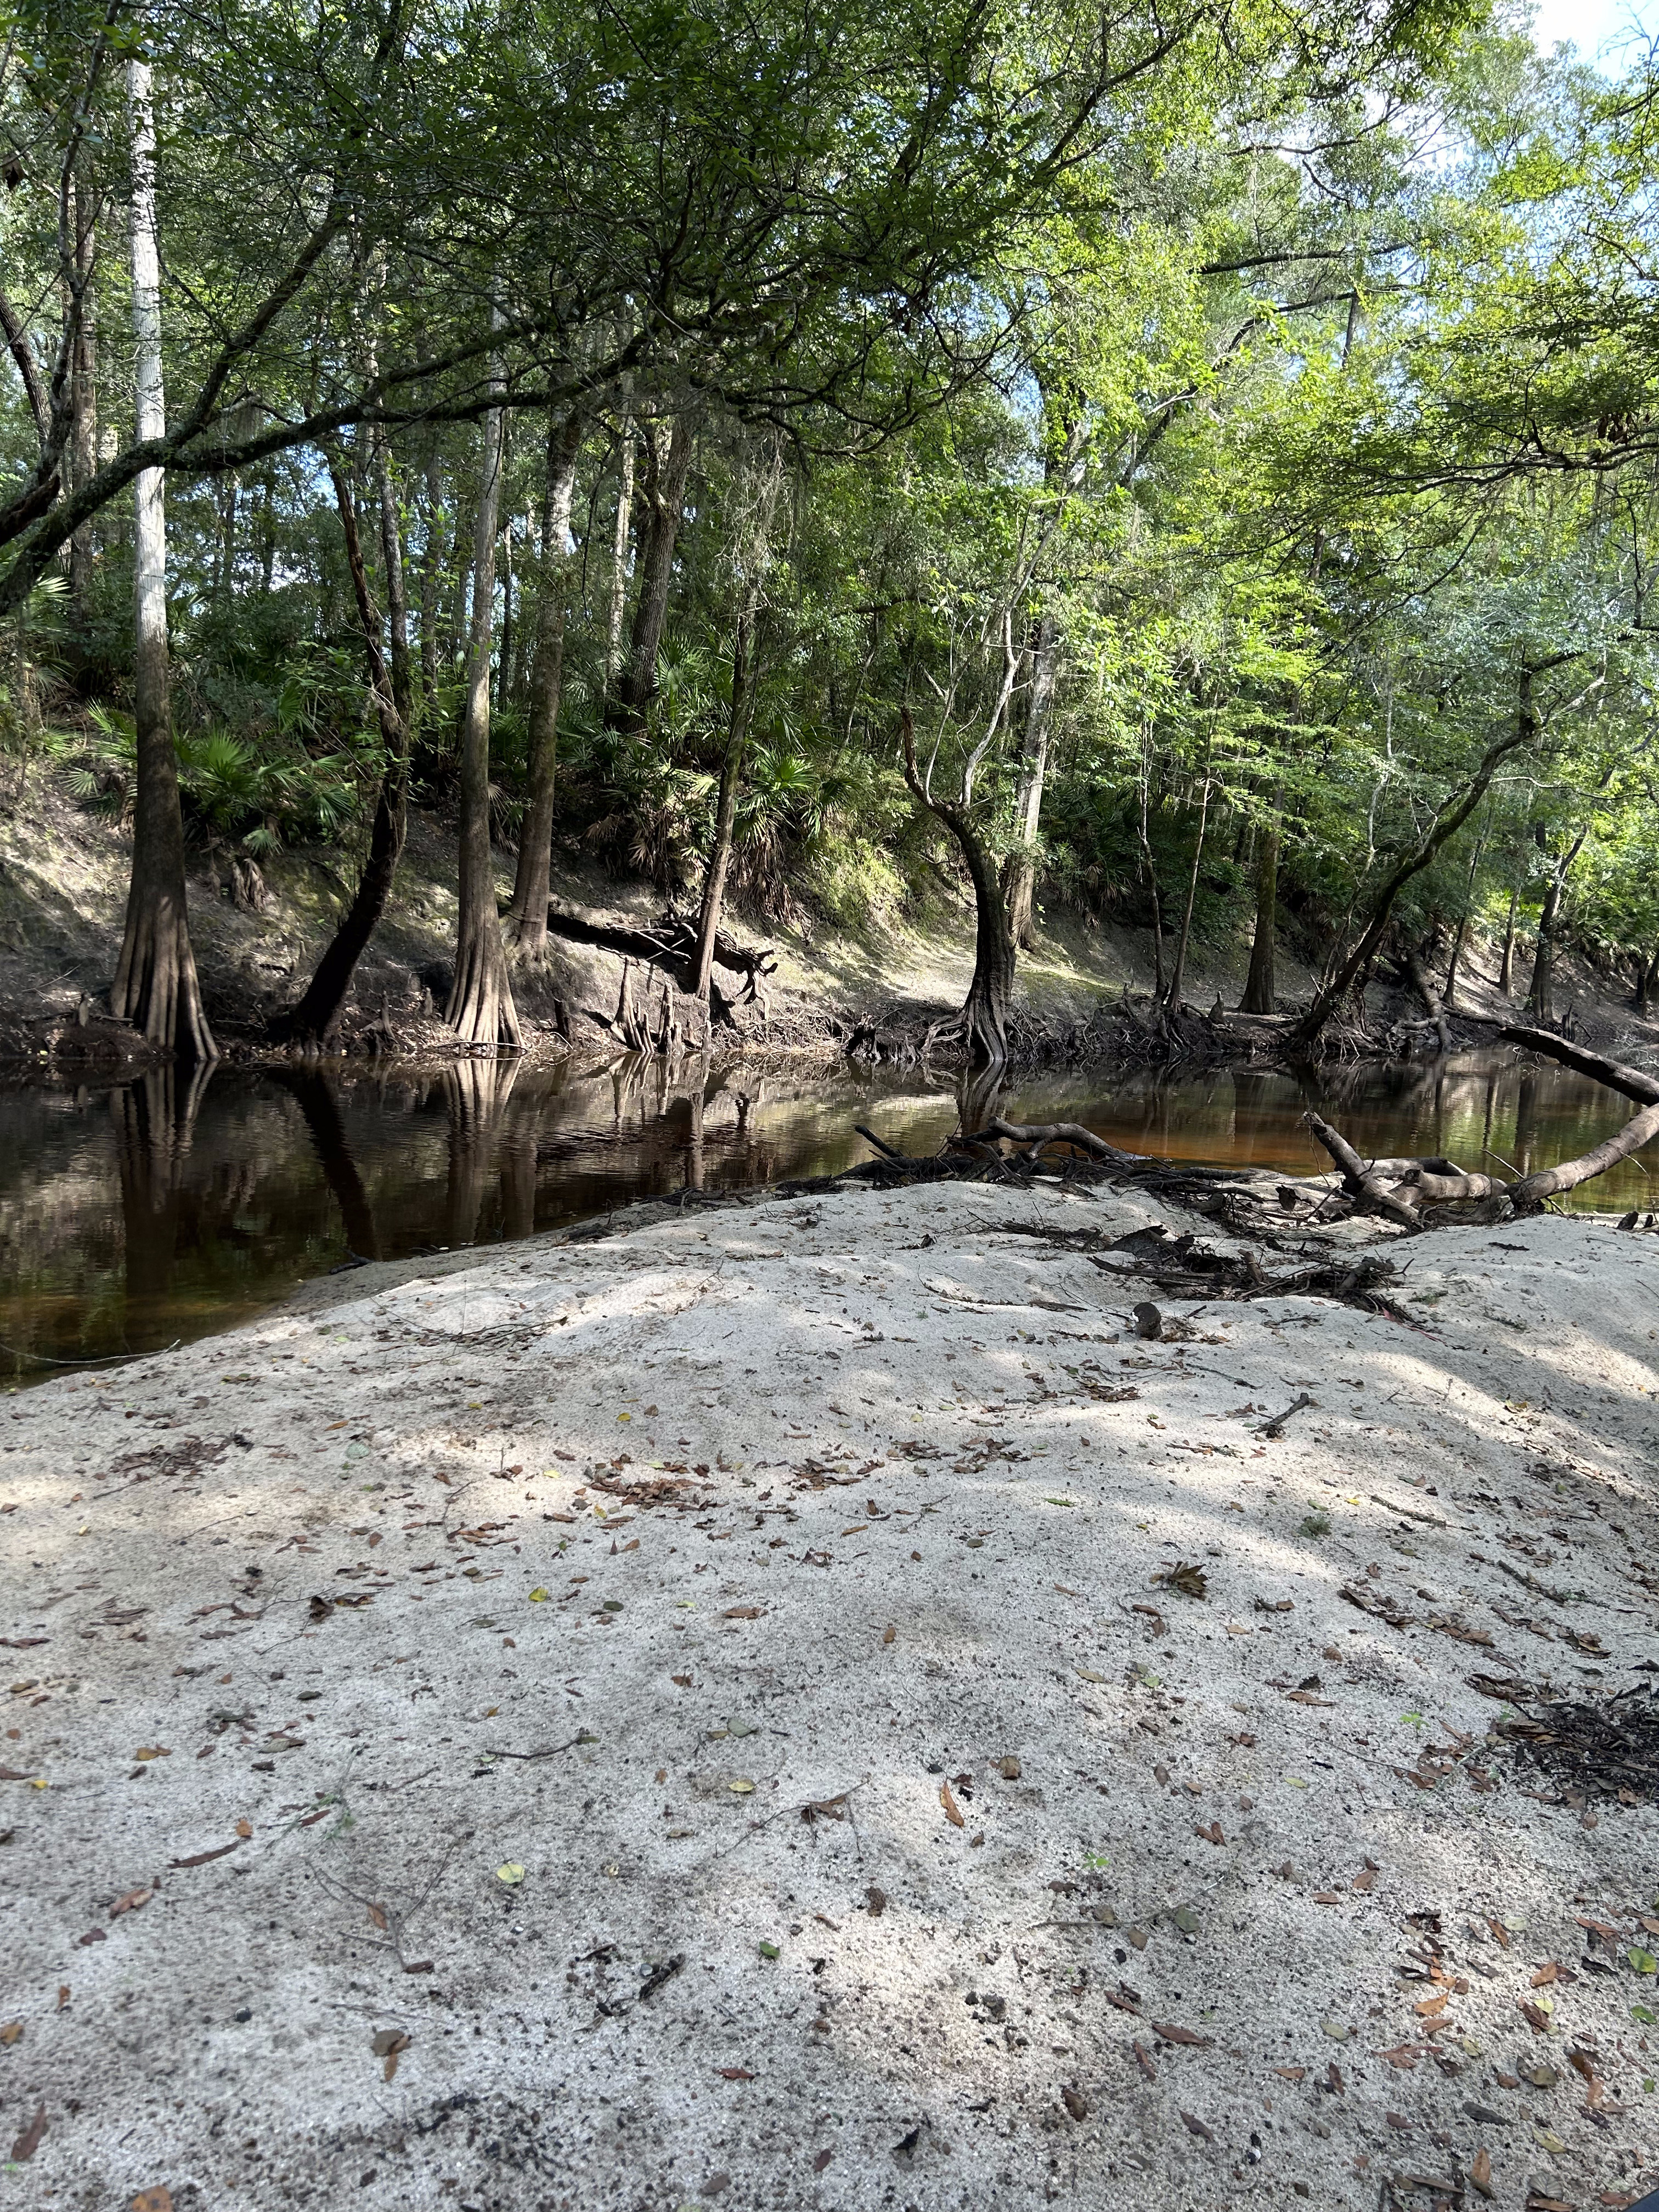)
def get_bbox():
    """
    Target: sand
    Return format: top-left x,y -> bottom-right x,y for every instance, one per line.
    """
2,1176 -> 1658,2212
